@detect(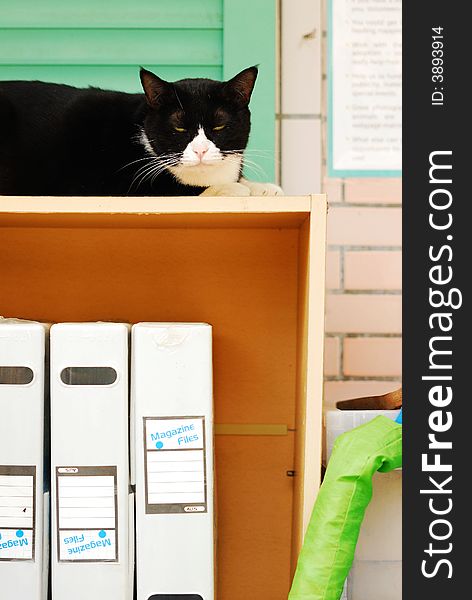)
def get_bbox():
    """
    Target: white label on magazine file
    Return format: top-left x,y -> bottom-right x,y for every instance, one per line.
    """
144,417 -> 207,514
56,466 -> 117,561
0,466 -> 35,561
